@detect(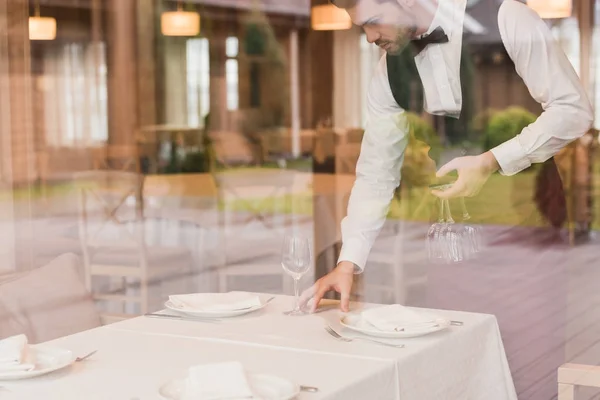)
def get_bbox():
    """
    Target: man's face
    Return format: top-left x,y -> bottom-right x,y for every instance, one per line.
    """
345,0 -> 418,54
